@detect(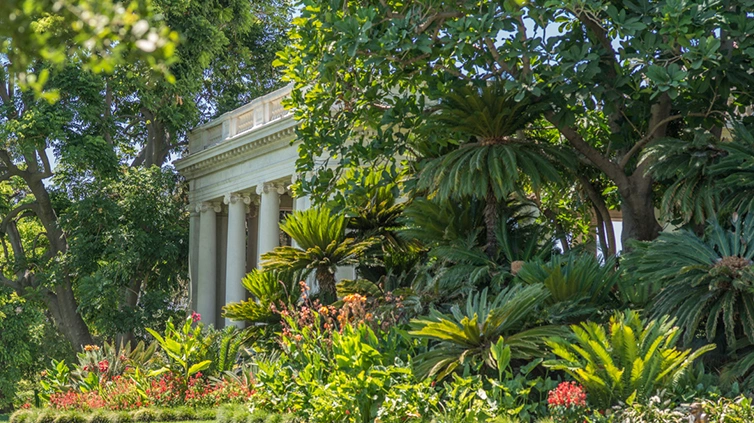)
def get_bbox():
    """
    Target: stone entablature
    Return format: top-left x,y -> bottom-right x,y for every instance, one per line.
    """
175,84 -> 334,328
